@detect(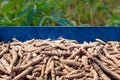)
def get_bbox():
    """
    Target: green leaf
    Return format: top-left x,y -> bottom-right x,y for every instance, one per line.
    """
0,21 -> 17,26
50,17 -> 74,26
38,16 -> 47,26
106,15 -> 120,26
1,1 -> 14,13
